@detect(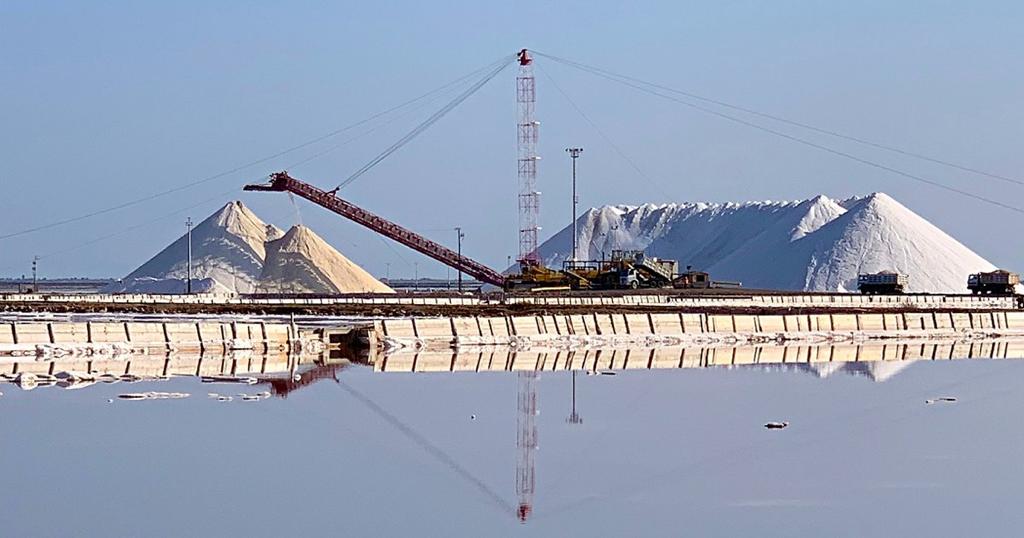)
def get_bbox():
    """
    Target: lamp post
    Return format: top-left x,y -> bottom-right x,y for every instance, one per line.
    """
454,226 -> 465,292
565,148 -> 583,261
185,217 -> 194,294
